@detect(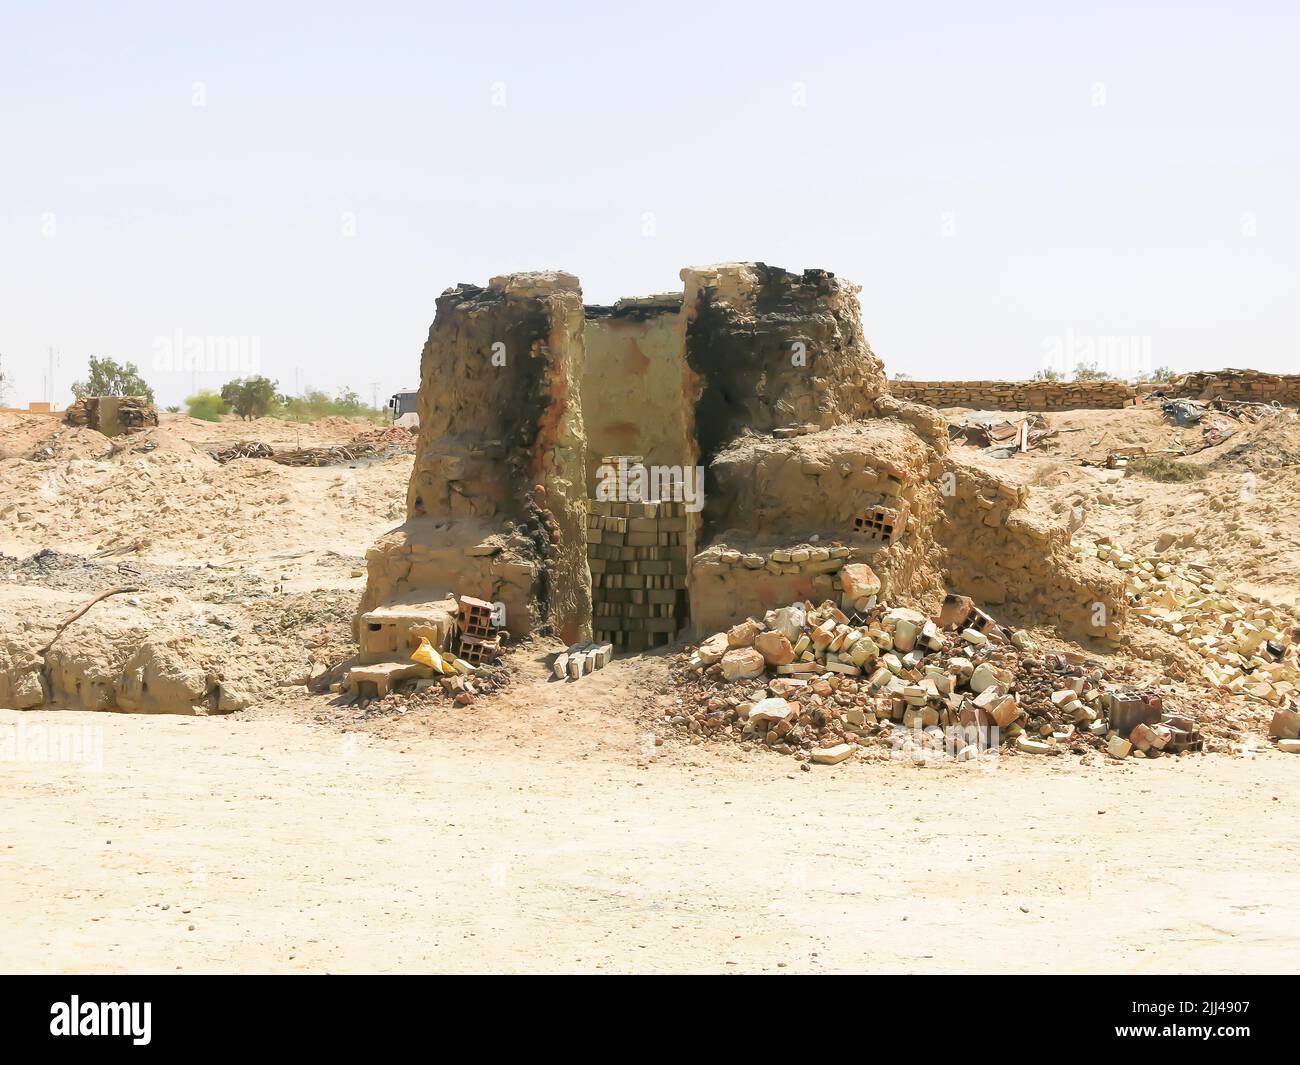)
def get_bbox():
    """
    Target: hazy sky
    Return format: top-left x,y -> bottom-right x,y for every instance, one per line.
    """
2,1 -> 1297,409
